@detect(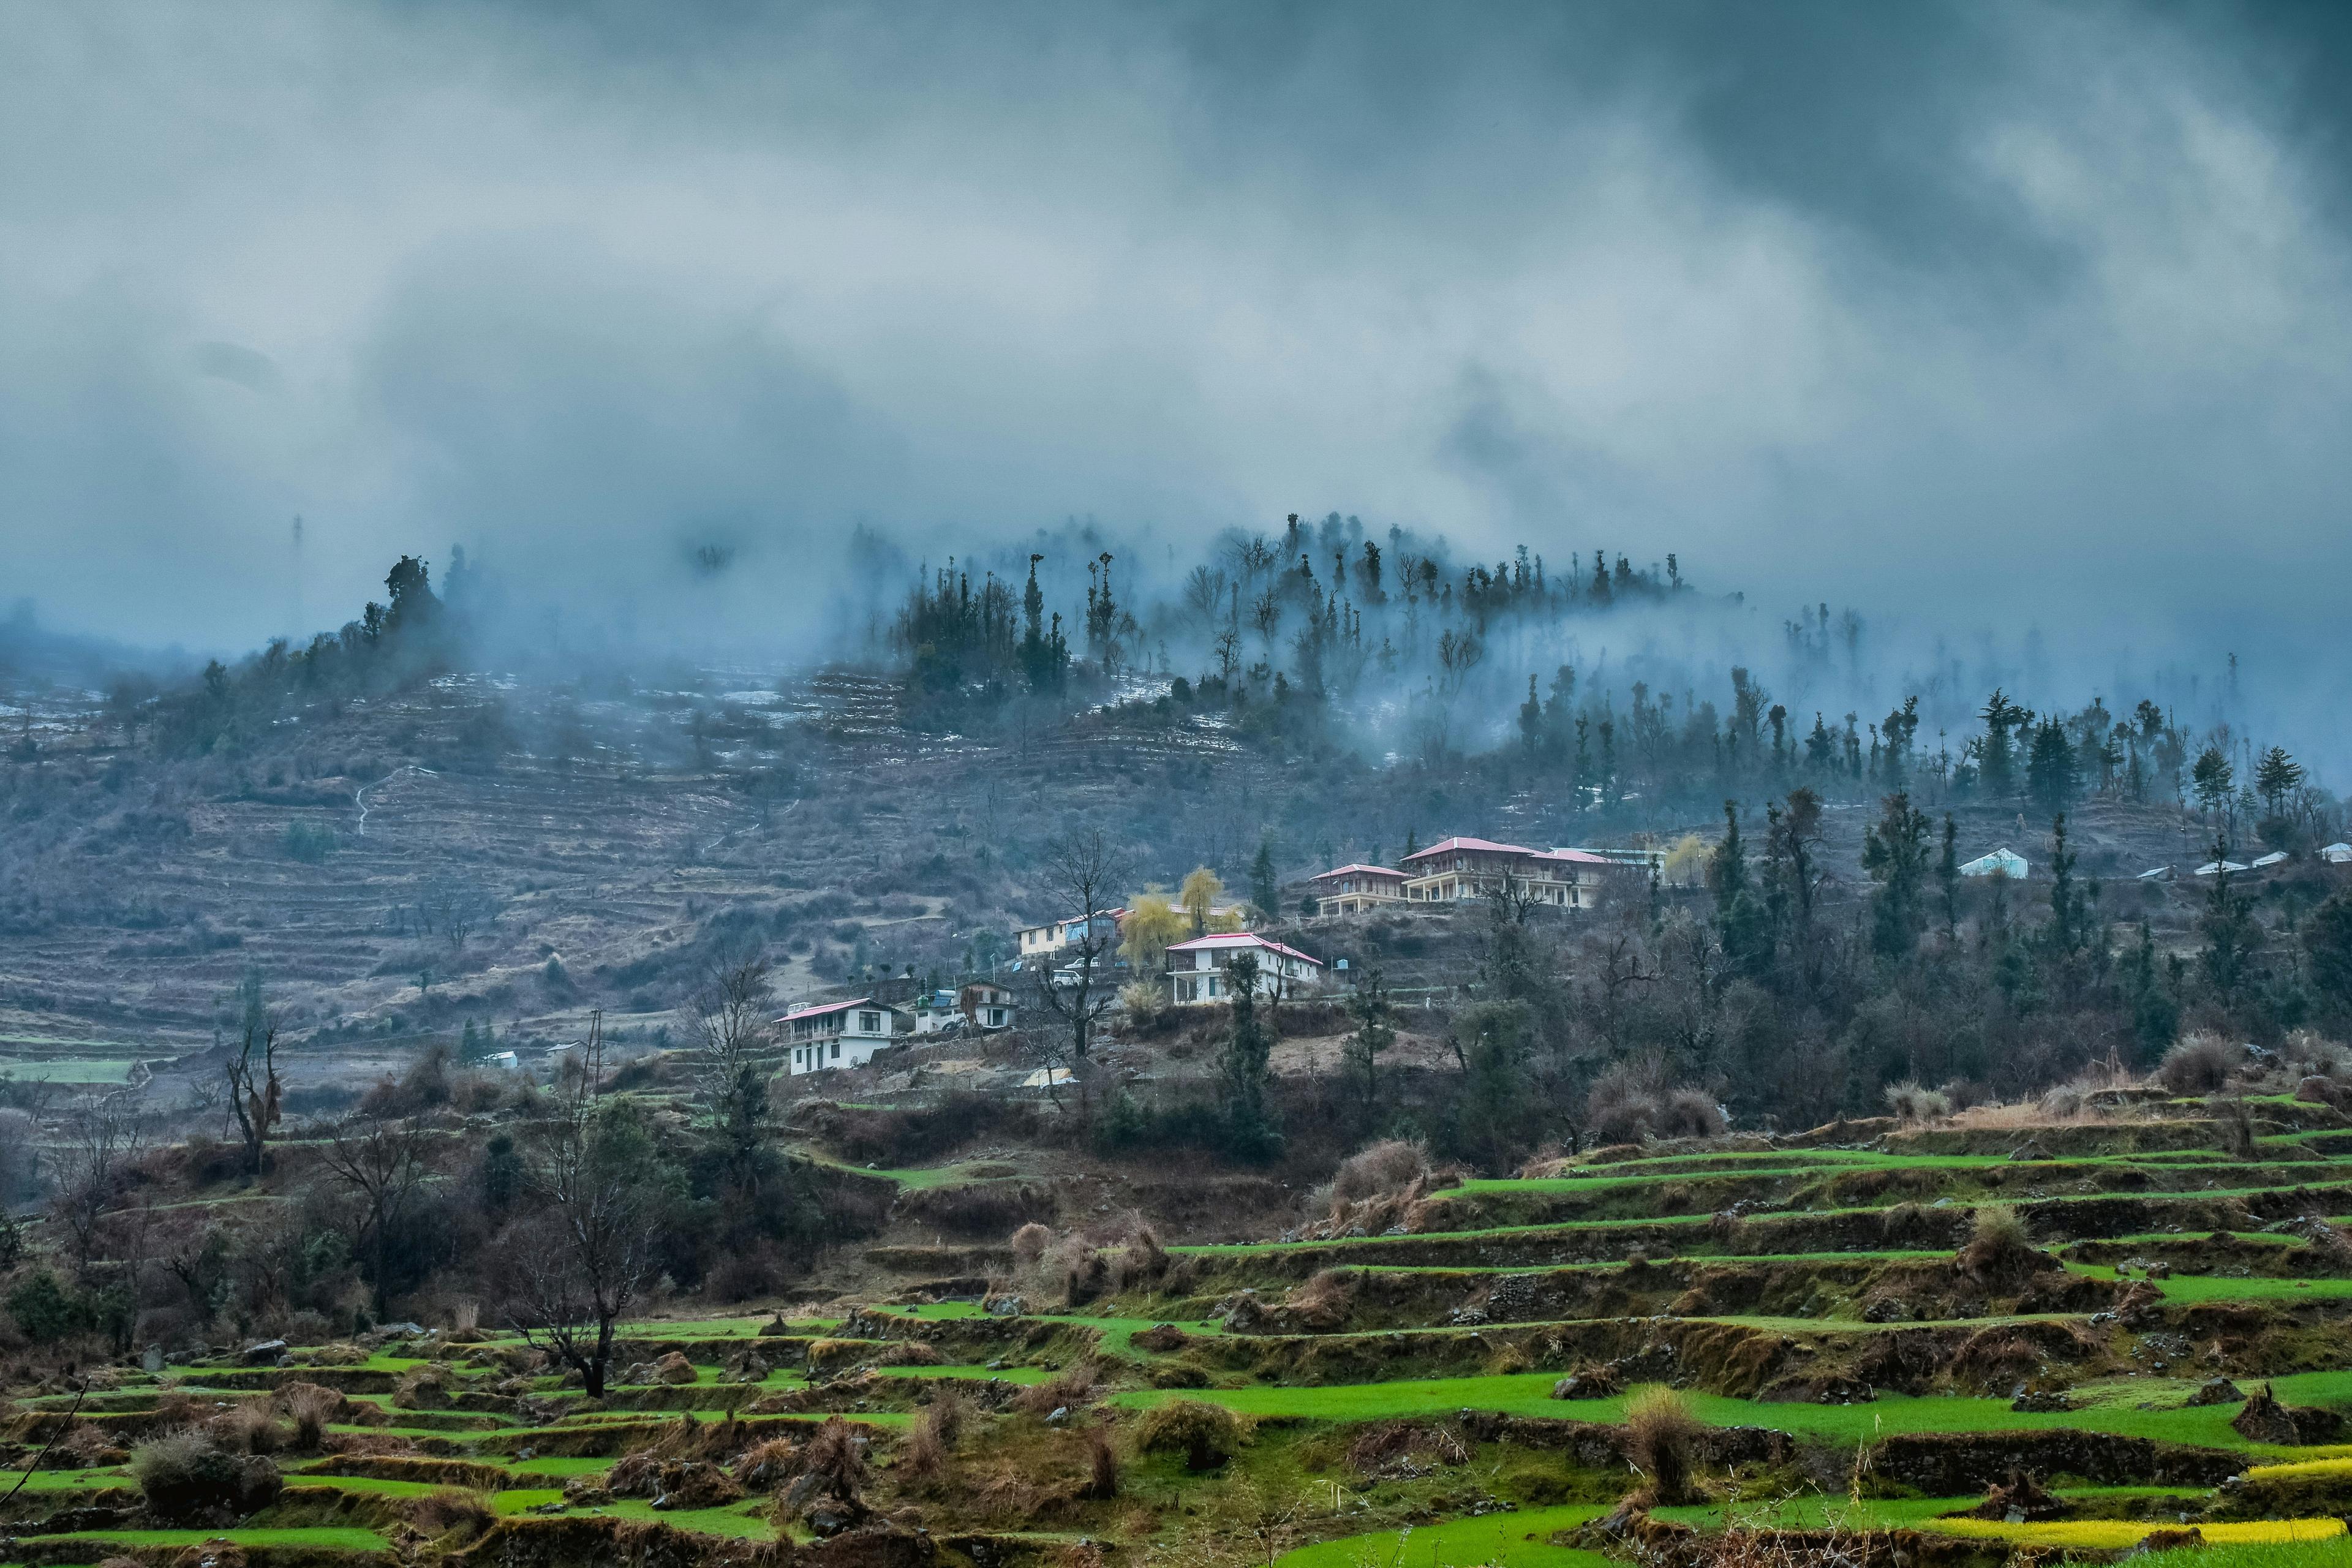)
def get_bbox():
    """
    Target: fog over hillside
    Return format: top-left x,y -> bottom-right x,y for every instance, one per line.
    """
6,2 -> 2352,755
